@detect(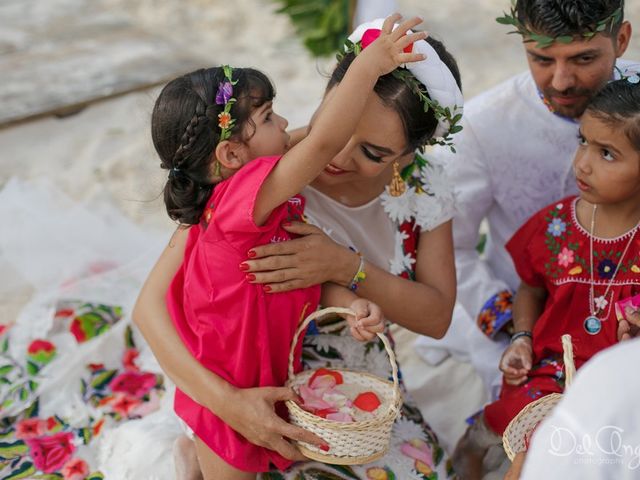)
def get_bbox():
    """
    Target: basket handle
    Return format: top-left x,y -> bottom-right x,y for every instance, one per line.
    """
561,334 -> 575,387
287,306 -> 400,408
